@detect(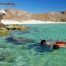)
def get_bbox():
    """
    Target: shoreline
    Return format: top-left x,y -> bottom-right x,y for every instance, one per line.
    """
1,20 -> 66,25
